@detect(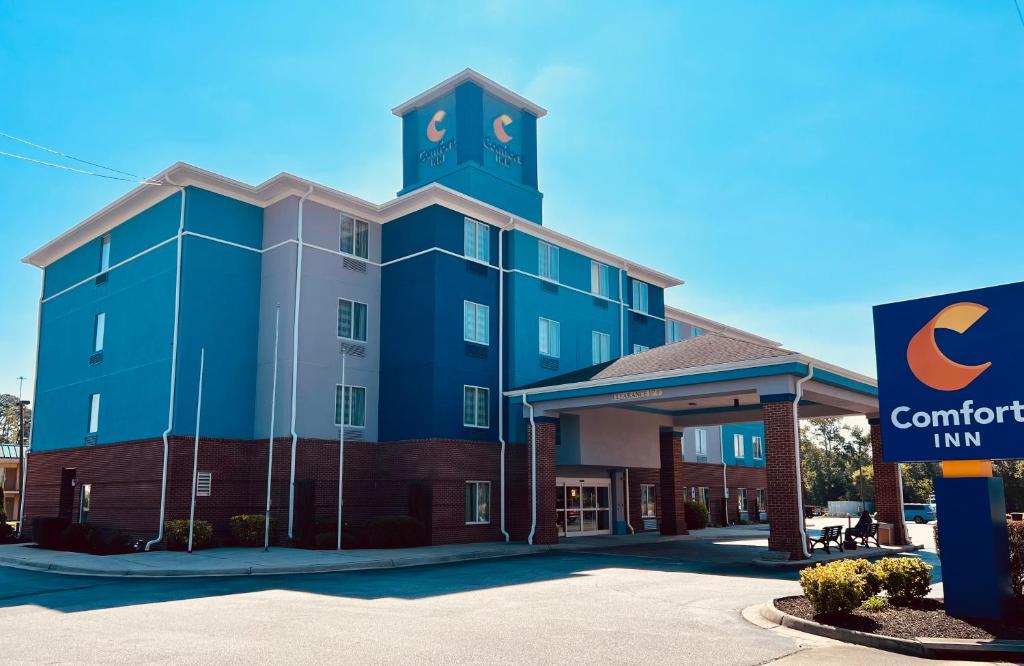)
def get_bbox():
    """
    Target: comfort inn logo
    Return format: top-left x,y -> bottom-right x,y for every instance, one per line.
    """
906,302 -> 991,392
426,110 -> 447,142
492,113 -> 513,143
418,109 -> 455,167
